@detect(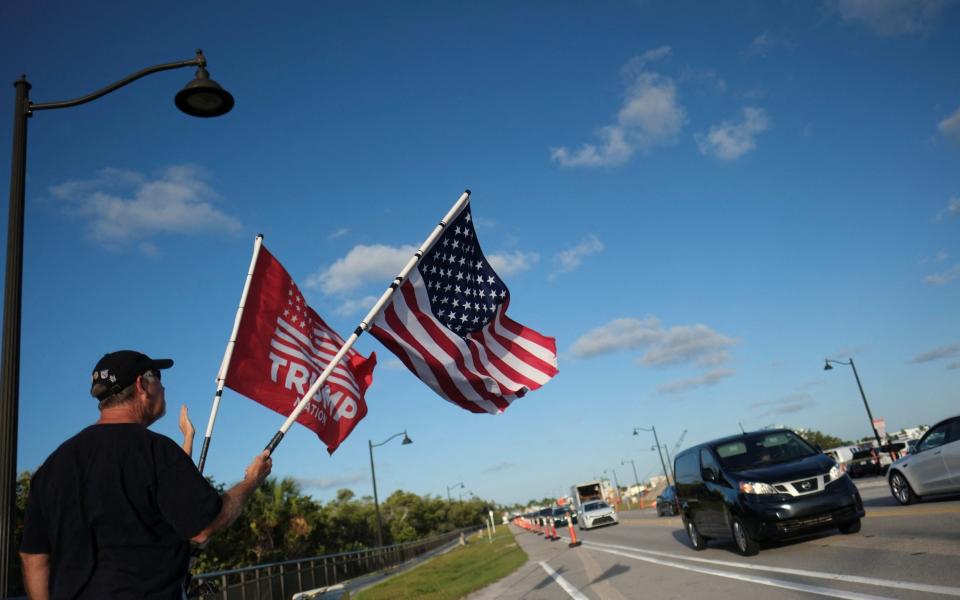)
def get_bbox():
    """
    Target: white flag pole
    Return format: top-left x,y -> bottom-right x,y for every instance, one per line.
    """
197,234 -> 264,473
263,190 -> 471,454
